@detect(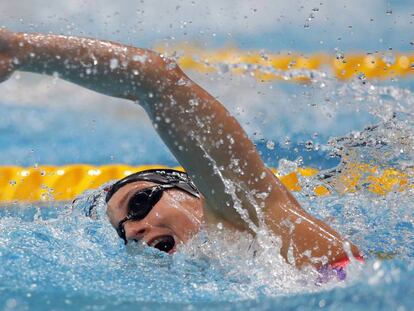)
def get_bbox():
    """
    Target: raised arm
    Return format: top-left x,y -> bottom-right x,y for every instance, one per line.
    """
0,29 -> 361,267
